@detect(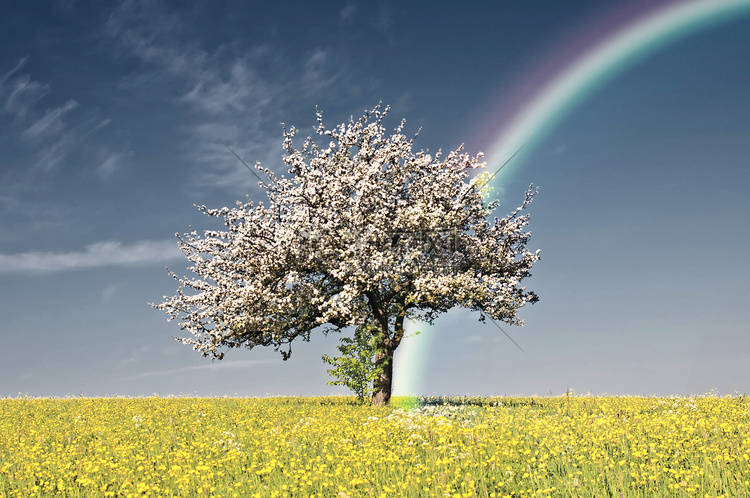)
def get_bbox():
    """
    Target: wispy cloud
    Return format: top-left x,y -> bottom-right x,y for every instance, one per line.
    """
31,132 -> 78,171
340,2 -> 355,23
103,0 -> 353,193
0,58 -> 50,119
0,240 -> 182,274
98,148 -> 134,177
106,1 -> 283,116
30,117 -> 114,172
180,56 -> 275,115
184,121 -> 278,192
104,0 -> 200,74
1,58 -> 119,176
302,48 -> 340,97
92,118 -> 113,132
120,359 -> 276,379
0,57 -> 29,84
374,6 -> 394,34
104,2 -> 283,191
21,99 -> 79,141
99,154 -> 121,176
